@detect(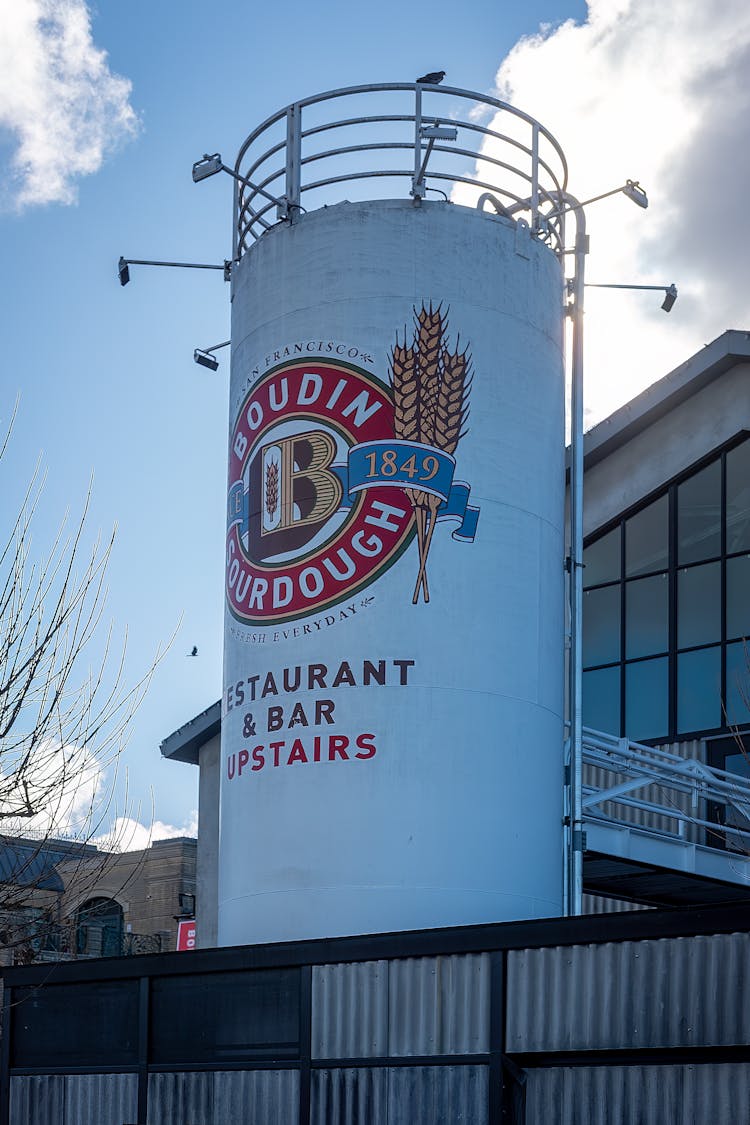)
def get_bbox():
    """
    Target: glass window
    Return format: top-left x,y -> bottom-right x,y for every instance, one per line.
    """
150,968 -> 300,1063
625,657 -> 668,741
727,554 -> 750,641
626,573 -> 669,659
723,750 -> 750,778
678,562 -> 721,649
583,585 -> 620,667
625,496 -> 668,577
677,647 -> 721,734
583,527 -> 620,588
726,642 -> 750,728
677,459 -> 721,564
76,896 -> 124,958
585,439 -> 750,742
727,440 -> 750,553
583,666 -> 621,734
